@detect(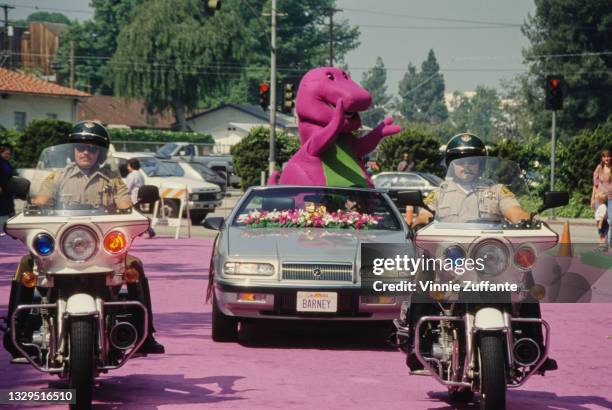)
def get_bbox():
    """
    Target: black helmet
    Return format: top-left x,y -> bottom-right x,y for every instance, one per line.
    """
68,121 -> 110,149
445,133 -> 486,166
